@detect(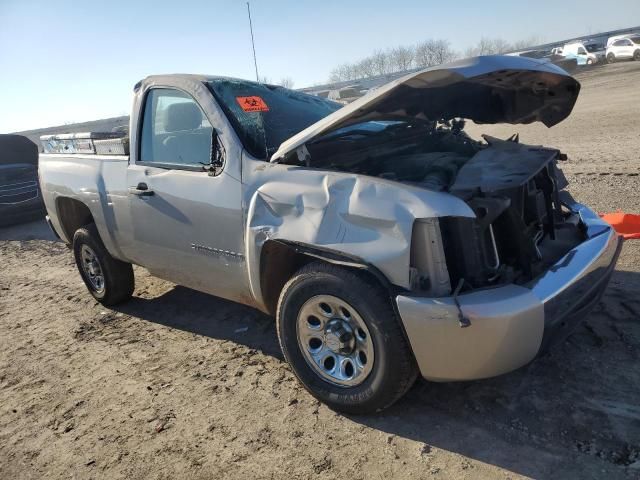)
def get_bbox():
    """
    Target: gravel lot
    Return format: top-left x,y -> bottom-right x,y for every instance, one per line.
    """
1,61 -> 639,480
